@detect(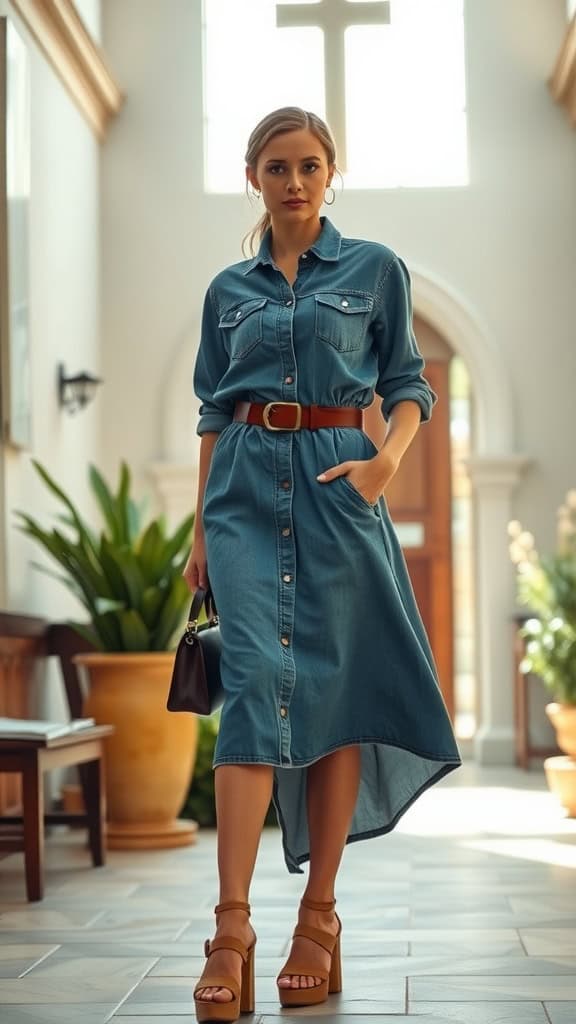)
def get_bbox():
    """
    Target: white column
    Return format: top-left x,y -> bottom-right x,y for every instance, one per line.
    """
465,454 -> 533,764
147,462 -> 198,530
